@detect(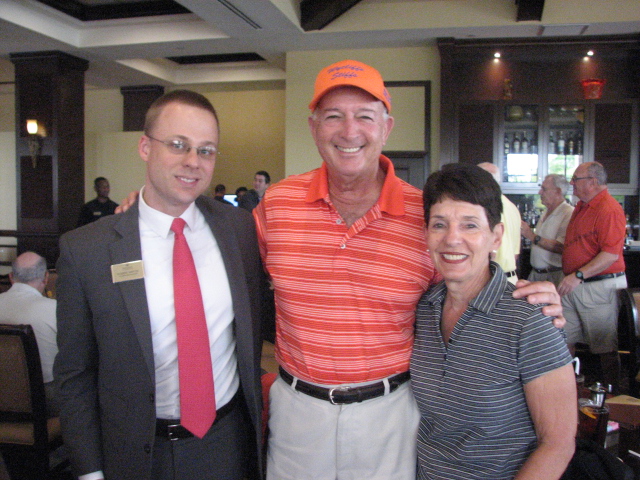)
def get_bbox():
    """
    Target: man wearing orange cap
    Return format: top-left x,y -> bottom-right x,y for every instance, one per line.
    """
253,60 -> 564,480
